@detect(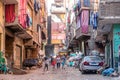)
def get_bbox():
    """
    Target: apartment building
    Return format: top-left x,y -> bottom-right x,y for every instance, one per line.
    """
1,0 -> 47,69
